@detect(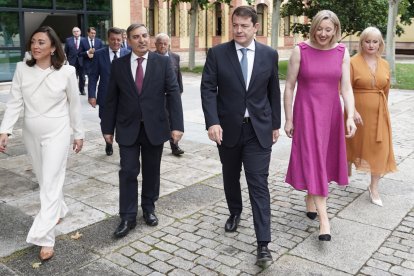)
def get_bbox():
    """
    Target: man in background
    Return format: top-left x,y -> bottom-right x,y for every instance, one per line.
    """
79,27 -> 104,80
88,27 -> 130,156
65,27 -> 85,95
154,33 -> 185,156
